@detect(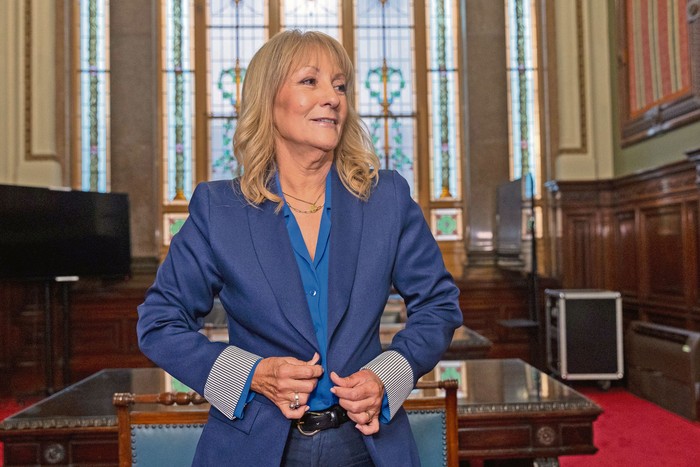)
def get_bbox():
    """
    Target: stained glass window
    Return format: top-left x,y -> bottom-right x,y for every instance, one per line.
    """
281,0 -> 341,37
505,0 -> 540,192
427,0 -> 460,200
164,0 -> 464,244
163,0 -> 195,202
355,0 -> 416,193
78,0 -> 110,192
207,1 -> 267,182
